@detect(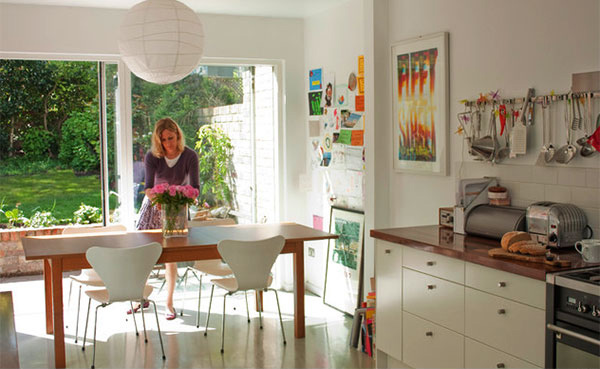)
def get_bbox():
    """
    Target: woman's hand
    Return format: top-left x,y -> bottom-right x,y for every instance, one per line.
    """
145,188 -> 161,210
